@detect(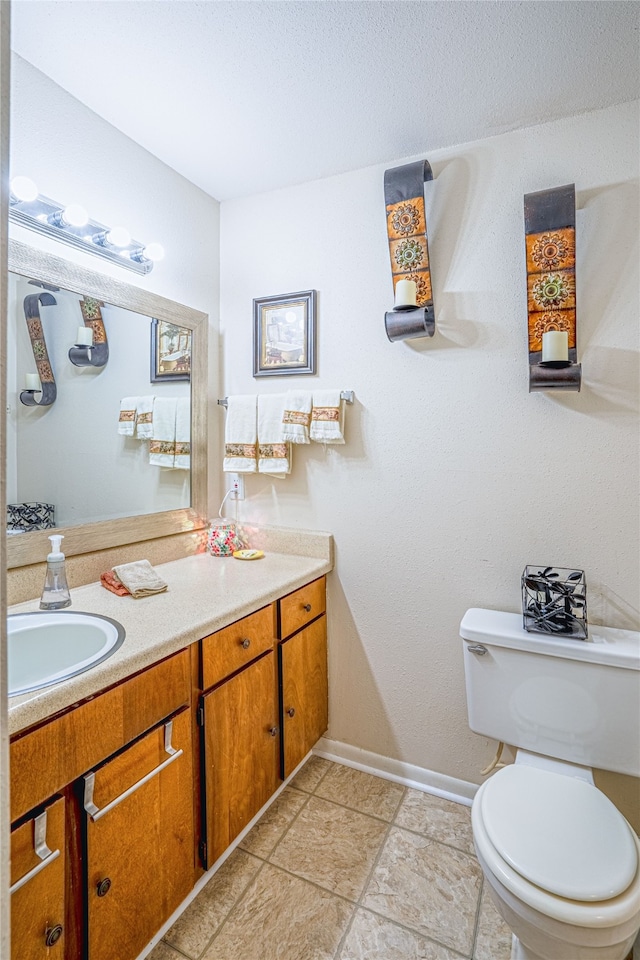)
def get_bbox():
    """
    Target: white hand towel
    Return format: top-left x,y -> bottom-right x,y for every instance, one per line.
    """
223,395 -> 257,473
149,398 -> 177,467
135,396 -> 155,439
118,397 -> 137,436
175,397 -> 191,470
310,390 -> 345,444
282,390 -> 312,444
258,394 -> 291,476
112,559 -> 168,598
